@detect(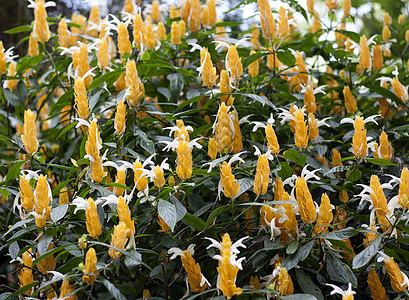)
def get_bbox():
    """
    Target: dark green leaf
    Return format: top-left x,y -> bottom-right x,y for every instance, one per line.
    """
319,227 -> 358,240
8,241 -> 19,259
158,199 -> 177,232
277,51 -> 296,66
366,158 -> 396,166
2,88 -> 20,106
168,73 -> 184,100
183,213 -> 205,231
4,25 -> 32,34
101,278 -> 127,300
295,270 -> 323,300
352,235 -> 382,269
50,204 -> 68,223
